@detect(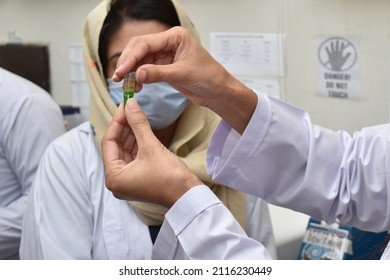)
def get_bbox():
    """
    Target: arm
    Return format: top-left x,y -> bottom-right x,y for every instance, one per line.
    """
153,186 -> 273,260
102,102 -> 273,259
0,93 -> 64,259
208,91 -> 390,232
